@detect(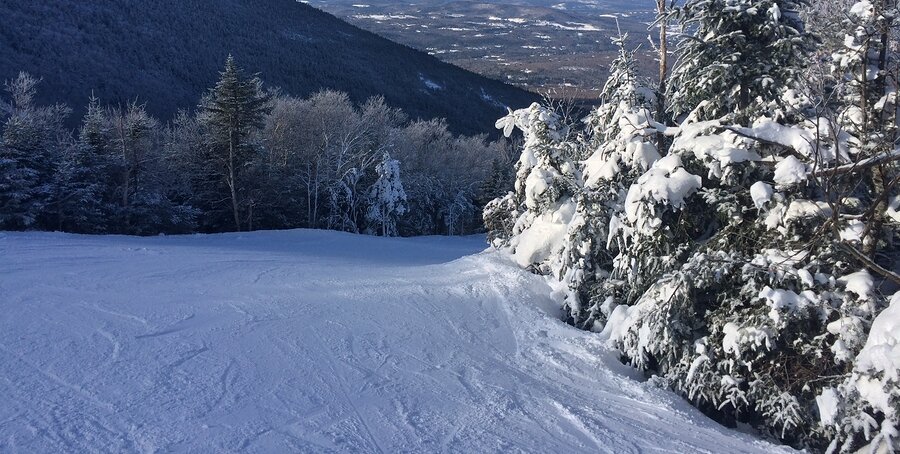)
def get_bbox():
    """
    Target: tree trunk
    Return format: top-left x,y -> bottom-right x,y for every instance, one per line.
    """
306,163 -> 313,227
313,163 -> 320,228
860,46 -> 870,140
228,131 -> 241,232
656,0 -> 668,151
248,200 -> 254,232
118,119 -> 131,230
